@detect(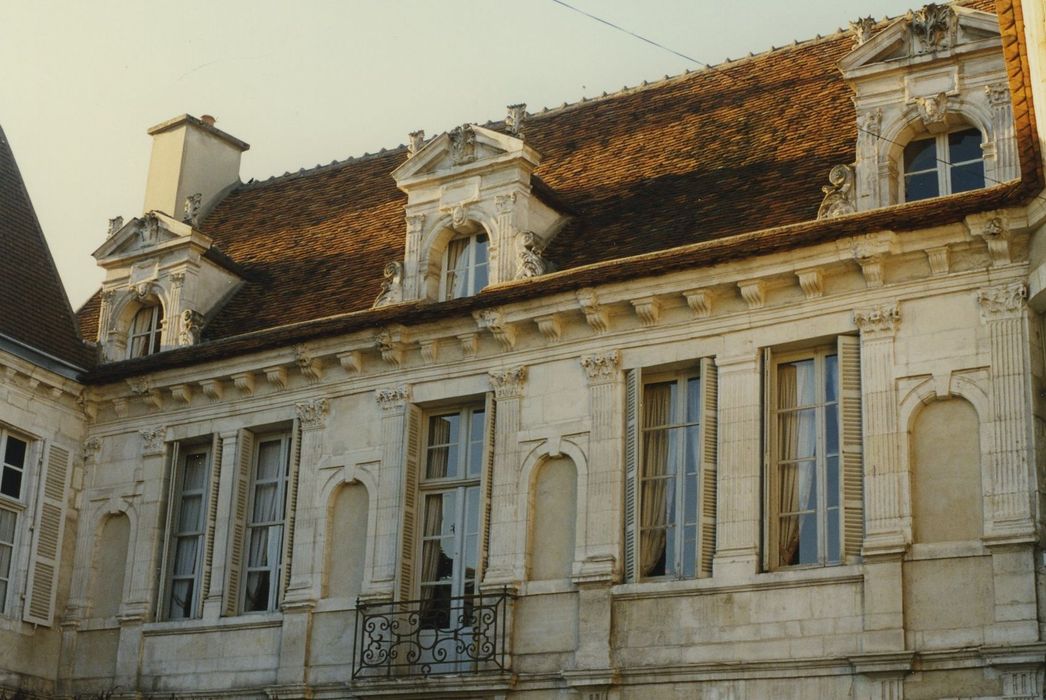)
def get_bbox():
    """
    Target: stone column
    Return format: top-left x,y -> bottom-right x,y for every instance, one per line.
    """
492,192 -> 519,285
202,429 -> 241,620
482,366 -> 527,588
576,351 -> 623,582
977,283 -> 1036,538
986,83 -> 1018,182
162,271 -> 185,348
712,351 -> 761,579
277,398 -> 329,690
853,304 -> 907,653
366,385 -> 411,599
404,213 -> 425,300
